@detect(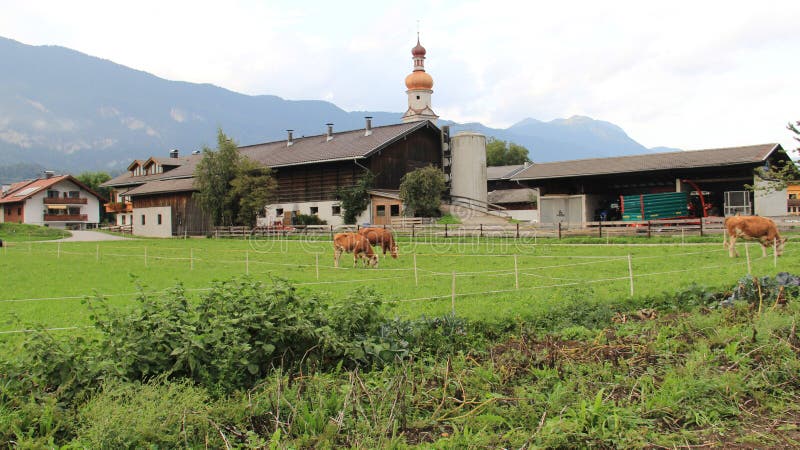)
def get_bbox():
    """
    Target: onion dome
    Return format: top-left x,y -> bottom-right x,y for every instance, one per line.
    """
405,70 -> 434,90
412,38 -> 426,57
